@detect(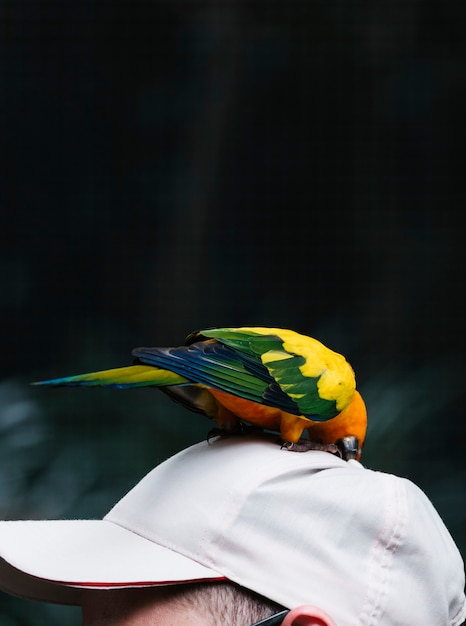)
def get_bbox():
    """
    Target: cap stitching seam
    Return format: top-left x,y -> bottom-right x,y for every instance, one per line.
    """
357,474 -> 408,626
